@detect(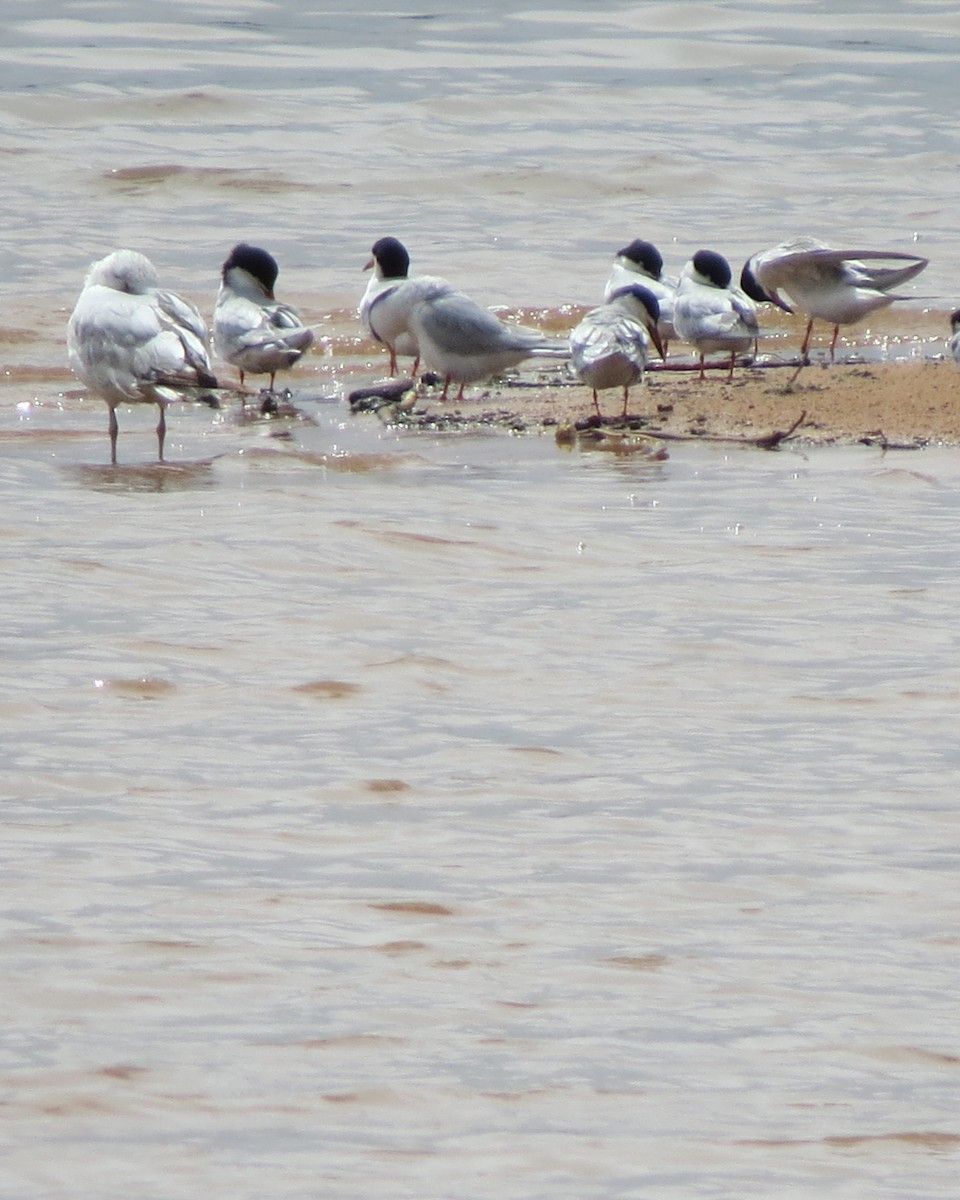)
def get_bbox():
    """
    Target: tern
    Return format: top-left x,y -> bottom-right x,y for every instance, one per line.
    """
360,236 -> 452,376
570,284 -> 664,419
949,309 -> 960,366
740,236 -> 928,362
213,243 -> 314,390
674,249 -> 759,381
407,287 -> 569,401
604,238 -> 677,352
